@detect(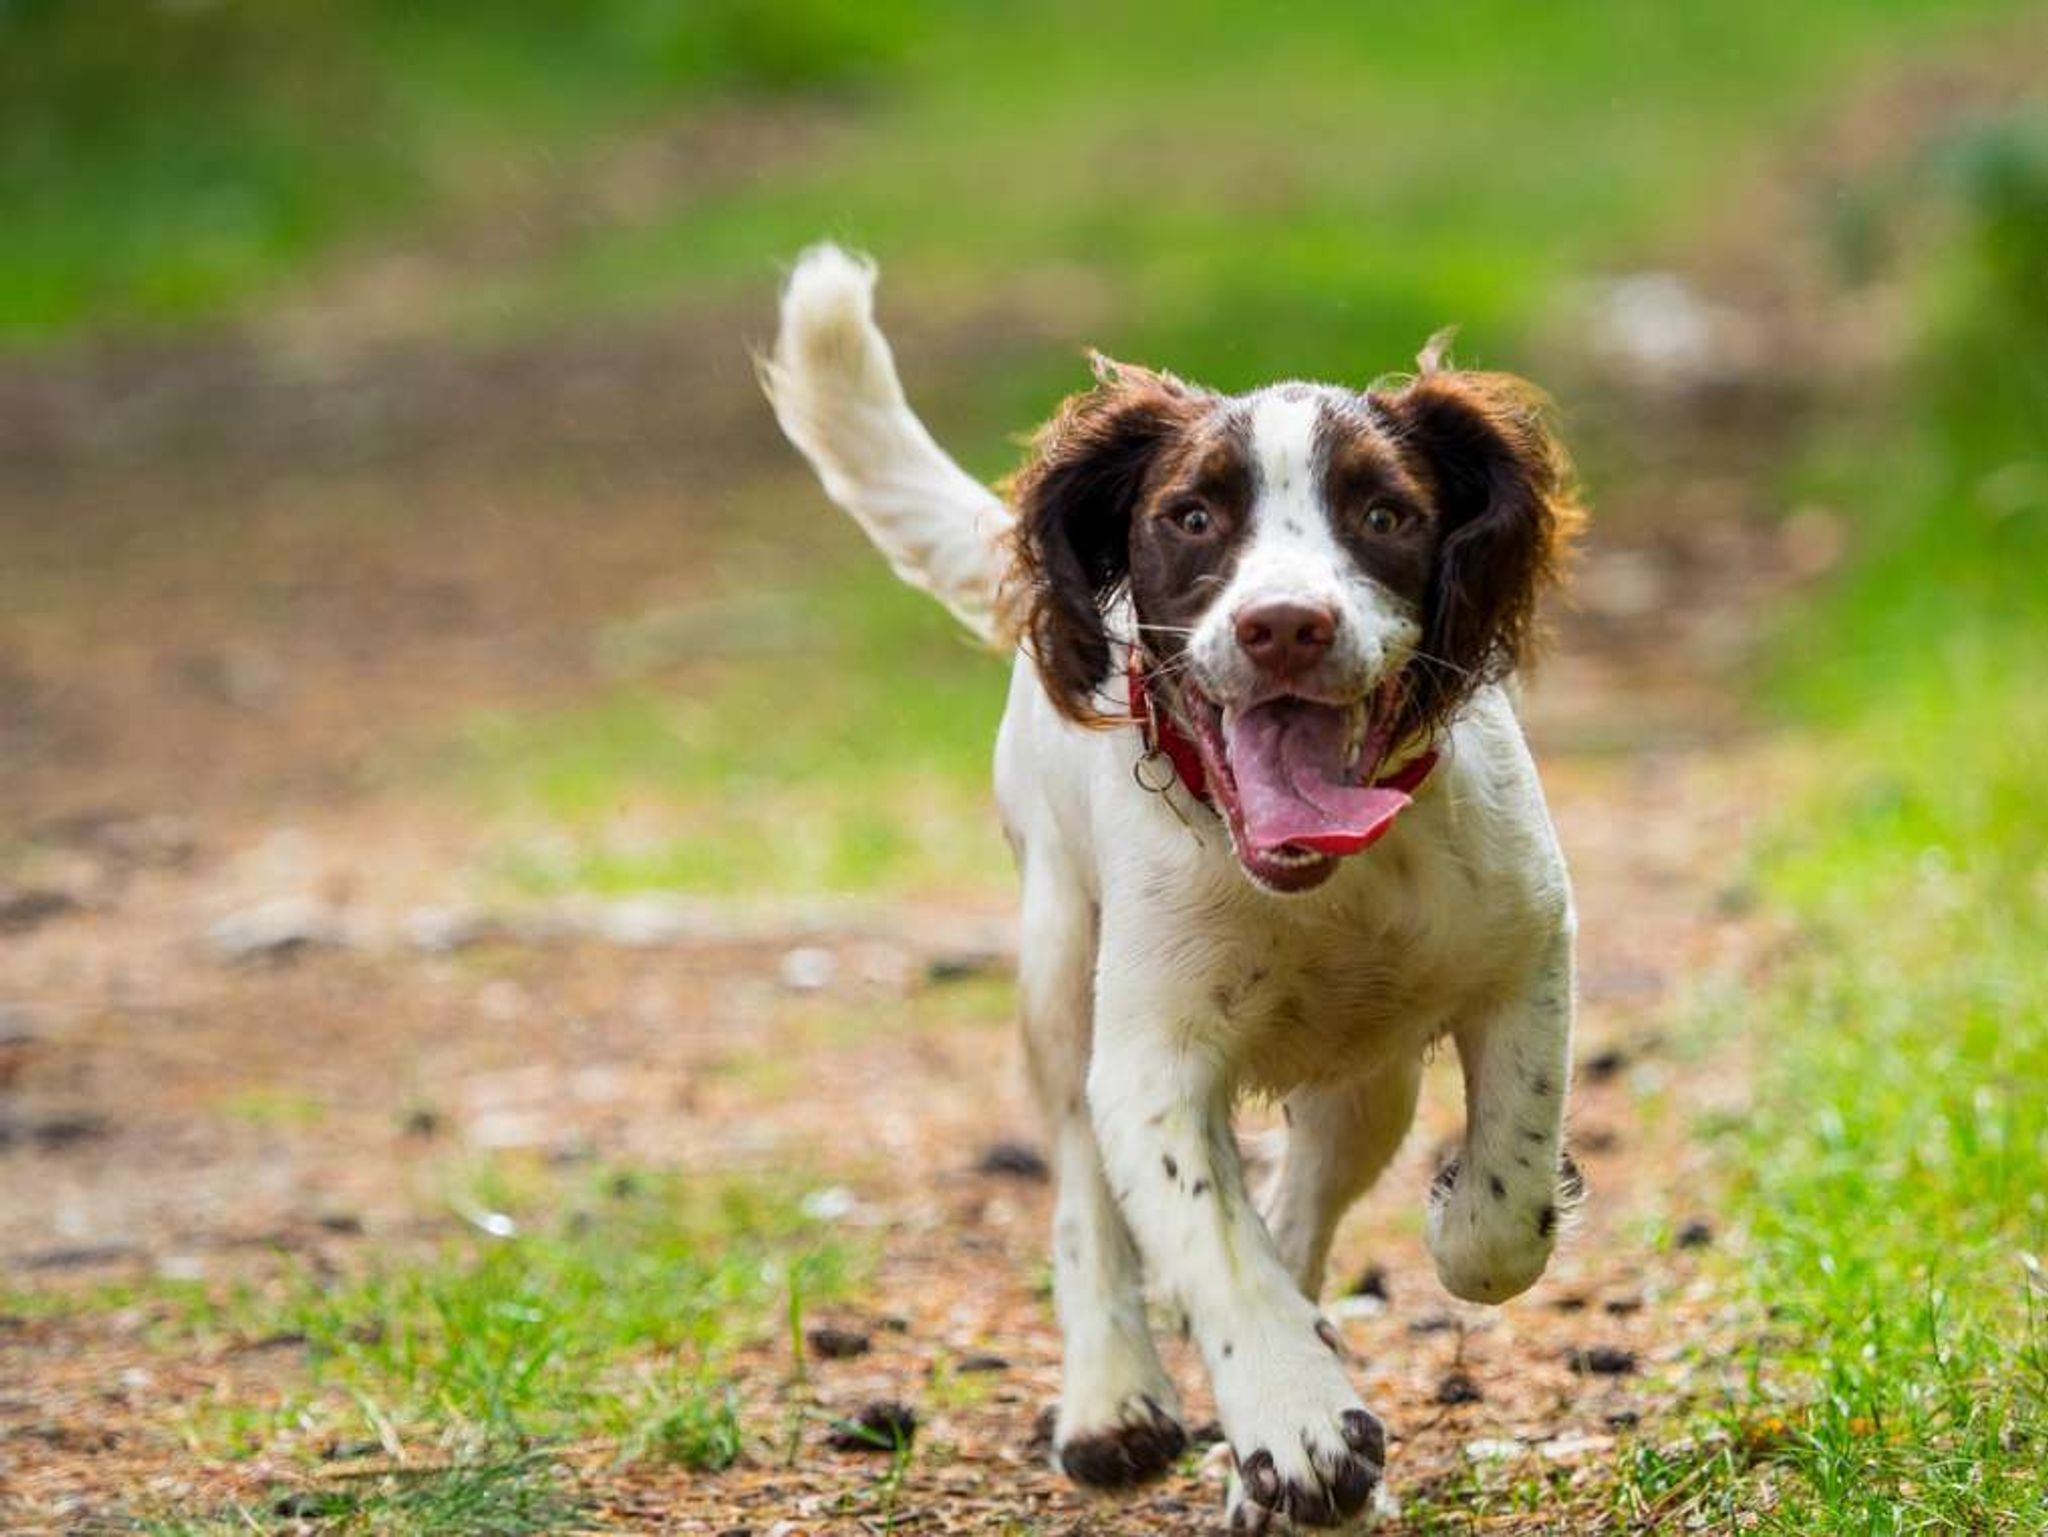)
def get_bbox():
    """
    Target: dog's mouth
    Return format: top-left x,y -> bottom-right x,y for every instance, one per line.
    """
1181,680 -> 1411,893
